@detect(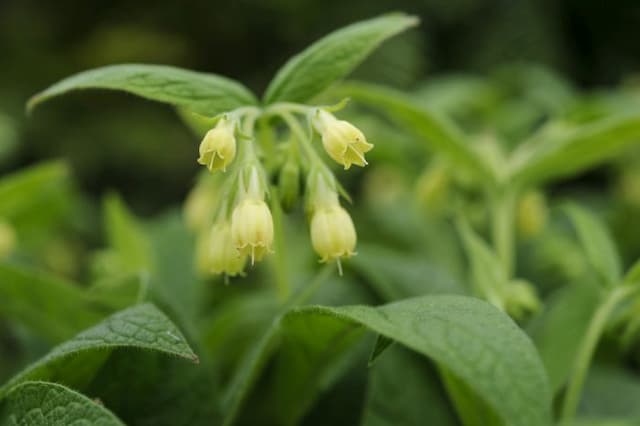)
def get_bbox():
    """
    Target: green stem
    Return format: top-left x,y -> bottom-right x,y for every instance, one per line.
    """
560,285 -> 636,424
269,186 -> 291,303
491,189 -> 516,278
278,111 -> 321,165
